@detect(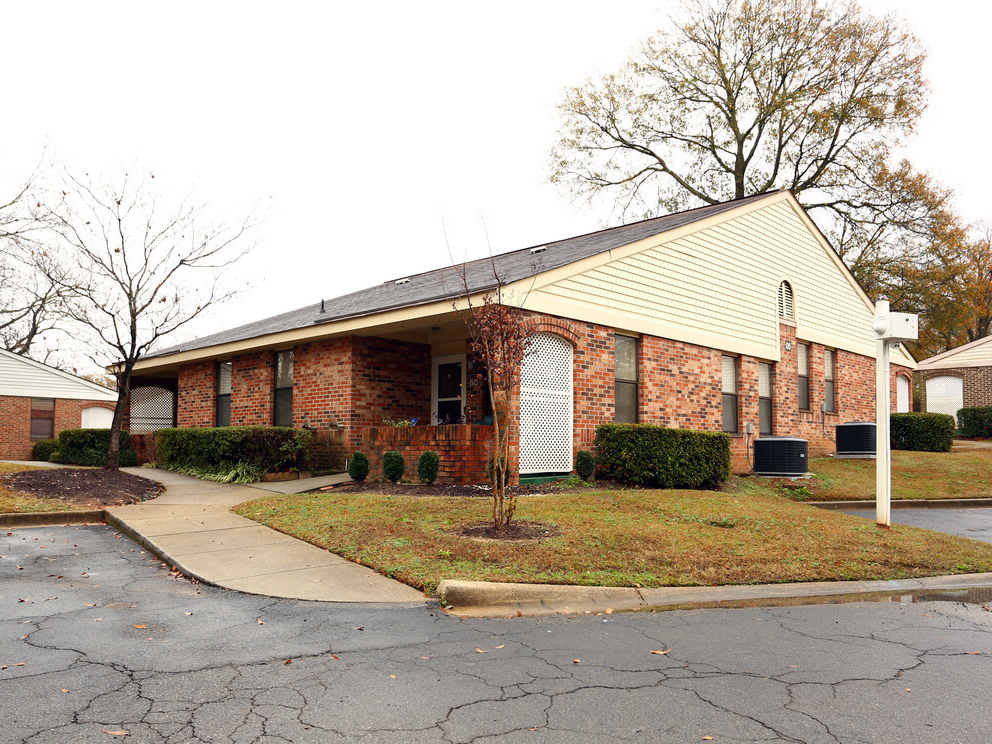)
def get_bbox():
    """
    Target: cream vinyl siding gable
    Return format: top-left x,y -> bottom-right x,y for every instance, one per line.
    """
917,335 -> 992,371
0,350 -> 118,400
523,195 -> 913,366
